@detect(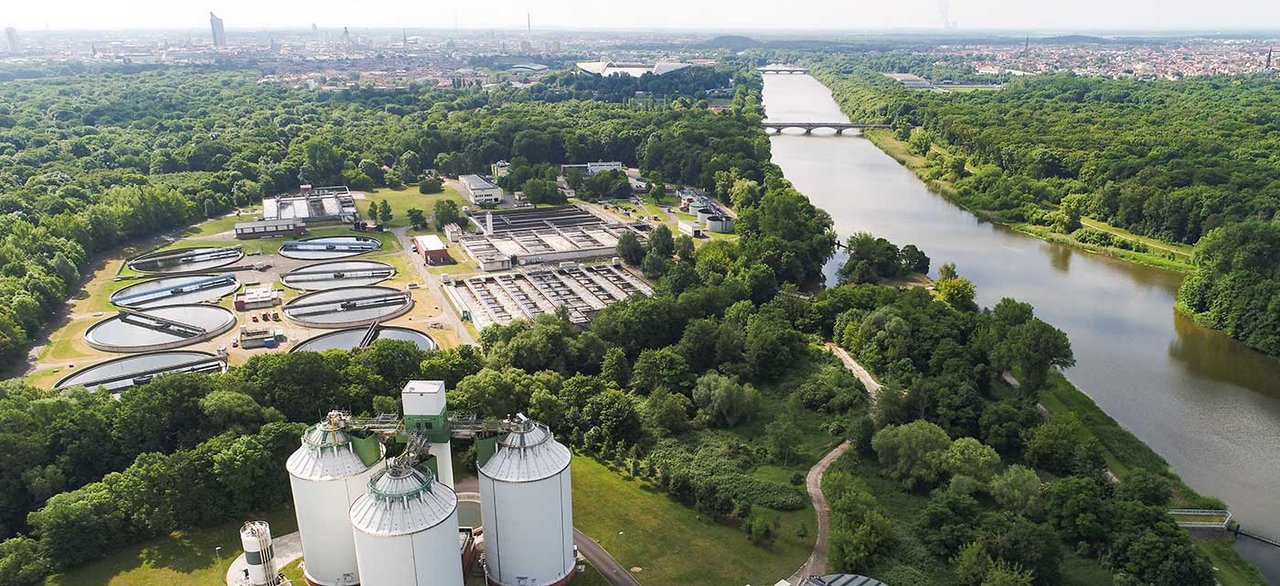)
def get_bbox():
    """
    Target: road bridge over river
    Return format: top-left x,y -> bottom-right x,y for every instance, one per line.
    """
762,121 -> 891,135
